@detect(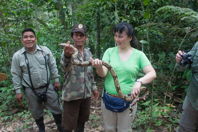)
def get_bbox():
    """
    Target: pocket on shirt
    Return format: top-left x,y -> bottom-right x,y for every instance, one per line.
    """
20,62 -> 27,71
37,56 -> 49,70
37,57 -> 46,65
20,62 -> 31,73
